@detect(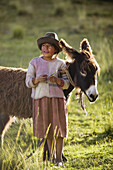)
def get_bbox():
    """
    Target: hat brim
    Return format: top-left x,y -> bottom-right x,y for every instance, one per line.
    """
37,37 -> 62,53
